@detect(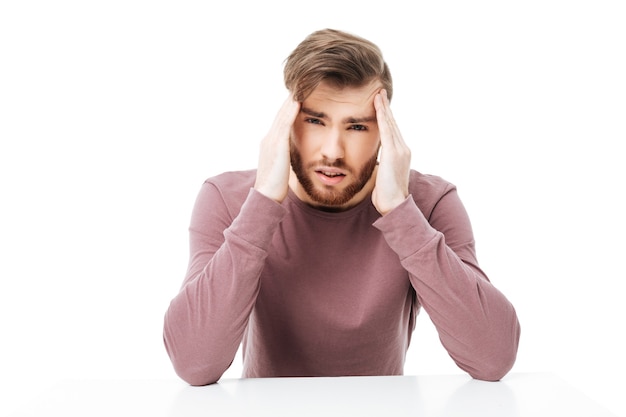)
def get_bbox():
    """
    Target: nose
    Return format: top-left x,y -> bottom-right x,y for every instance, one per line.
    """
320,129 -> 344,161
